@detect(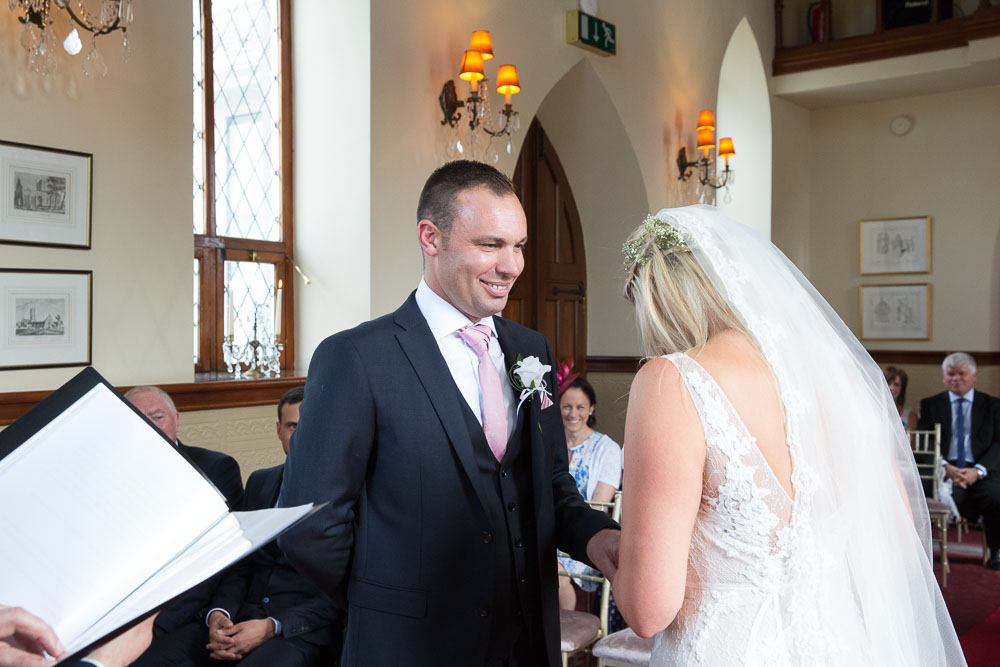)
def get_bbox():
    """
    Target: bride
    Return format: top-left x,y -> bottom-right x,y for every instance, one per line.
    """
611,205 -> 965,665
